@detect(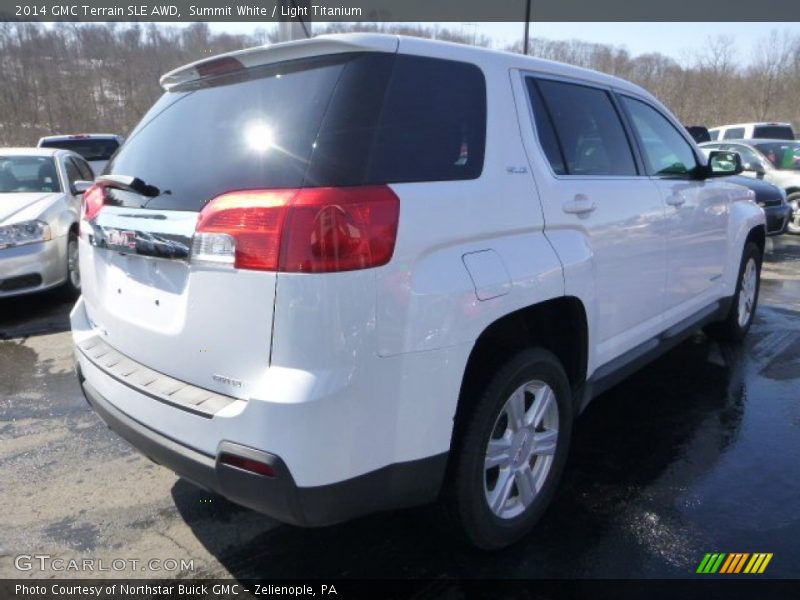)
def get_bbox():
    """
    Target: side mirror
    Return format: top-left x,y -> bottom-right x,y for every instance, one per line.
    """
72,180 -> 93,195
706,150 -> 743,177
